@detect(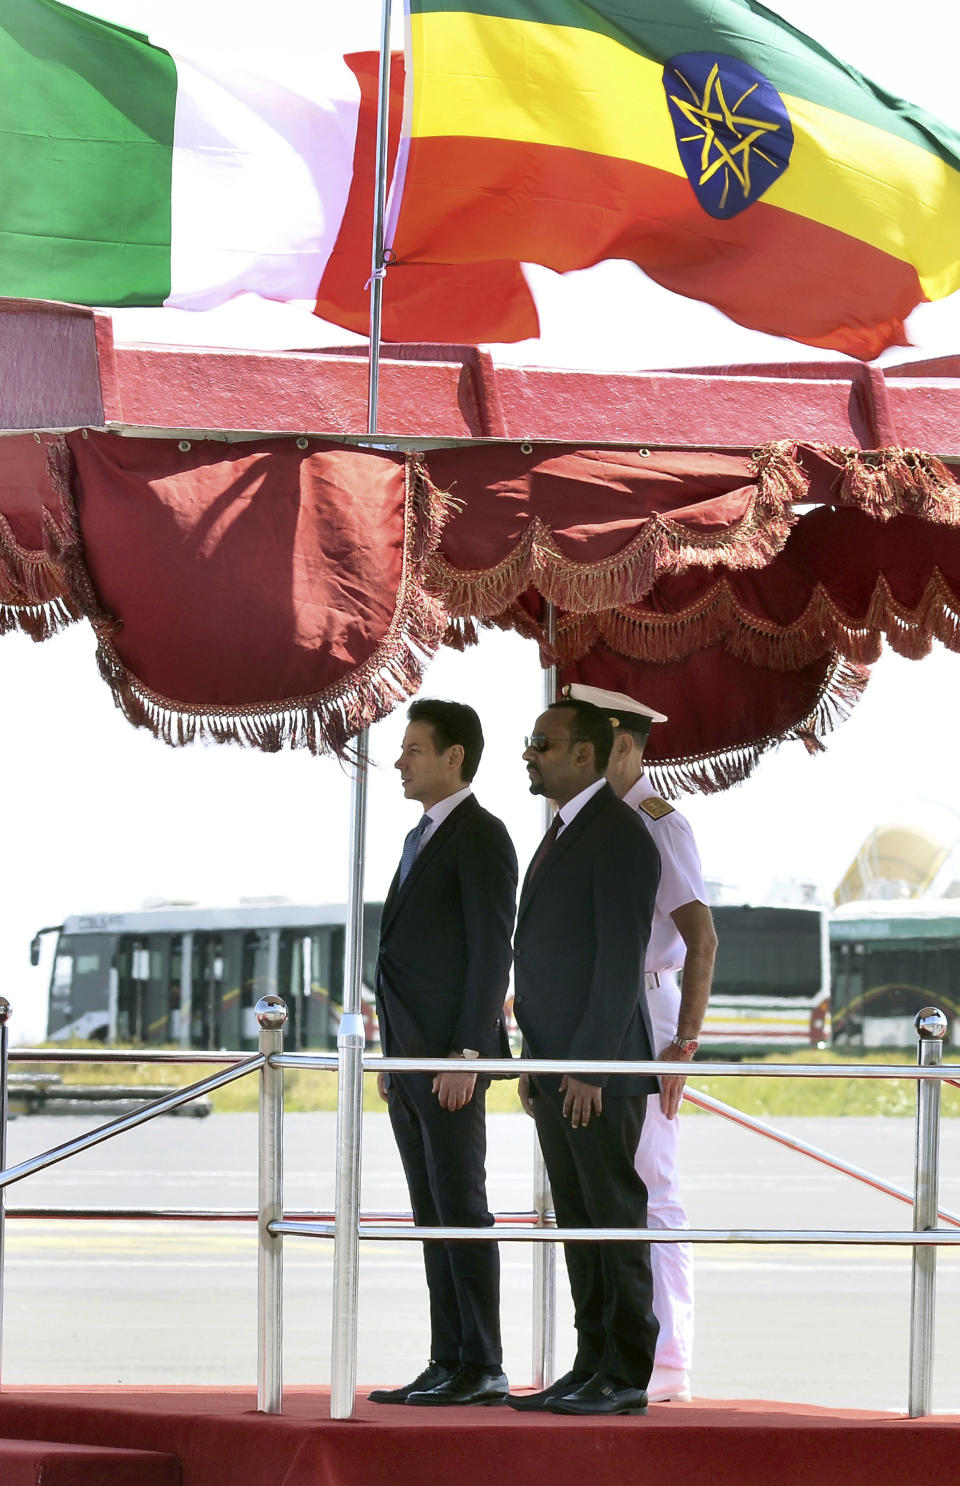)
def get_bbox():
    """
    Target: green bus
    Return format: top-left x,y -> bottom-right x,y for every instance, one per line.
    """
830,900 -> 960,1048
